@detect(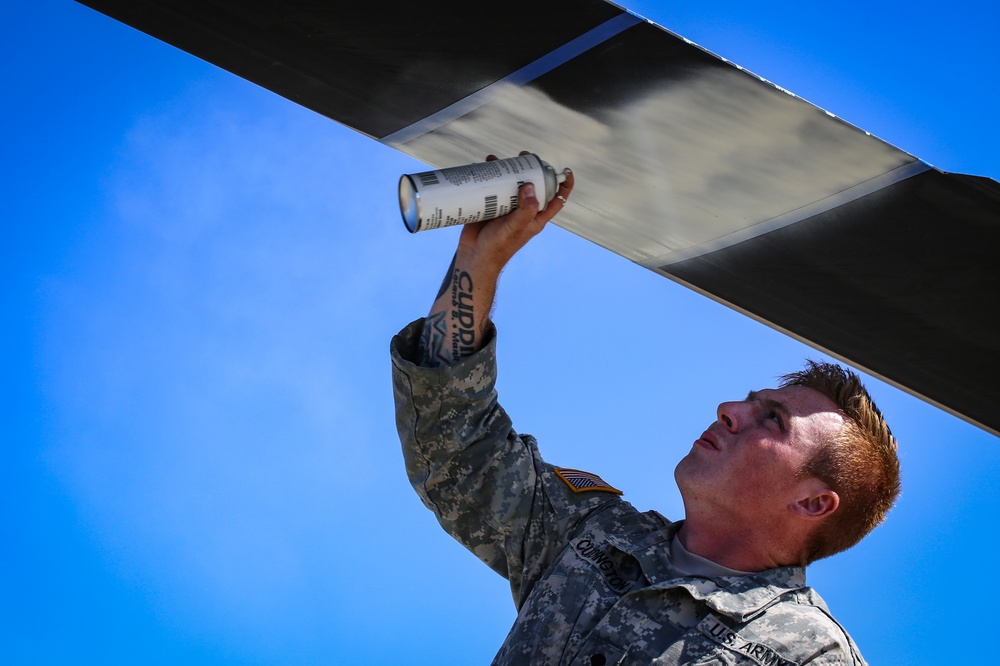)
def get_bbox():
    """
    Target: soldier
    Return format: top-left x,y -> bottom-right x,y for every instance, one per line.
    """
391,156 -> 900,665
